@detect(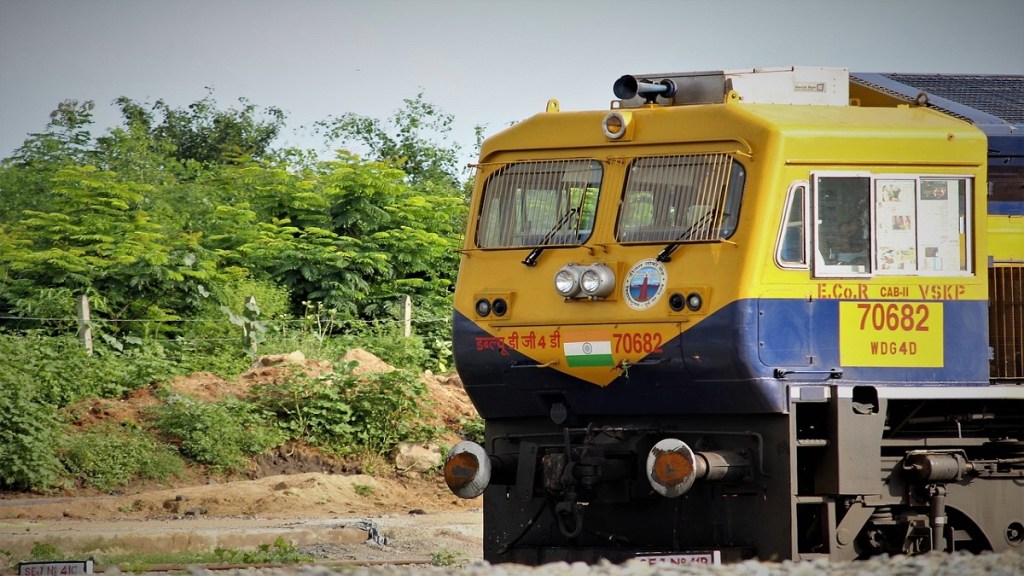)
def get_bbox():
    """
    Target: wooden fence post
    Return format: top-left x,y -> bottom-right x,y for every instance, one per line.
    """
77,294 -> 93,356
403,295 -> 412,338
